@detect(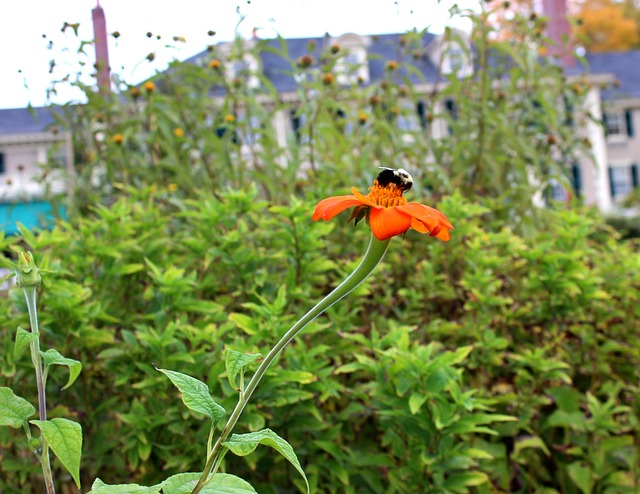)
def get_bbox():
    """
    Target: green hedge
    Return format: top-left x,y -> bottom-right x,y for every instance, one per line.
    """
1,188 -> 638,493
